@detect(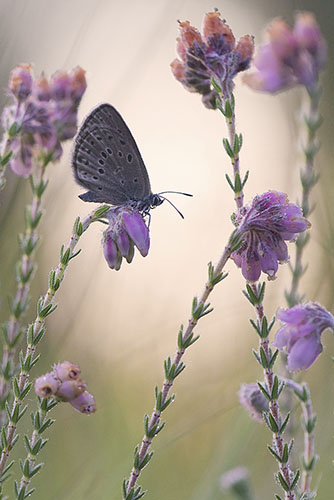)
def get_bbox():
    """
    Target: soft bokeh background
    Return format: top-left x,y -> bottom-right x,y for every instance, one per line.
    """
0,0 -> 333,499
